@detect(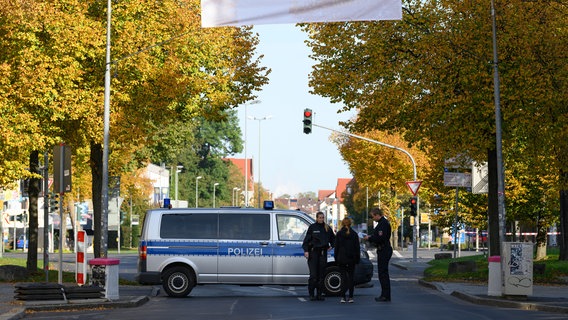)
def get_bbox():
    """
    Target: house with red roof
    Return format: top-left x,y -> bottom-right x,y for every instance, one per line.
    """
317,178 -> 353,230
225,158 -> 254,206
